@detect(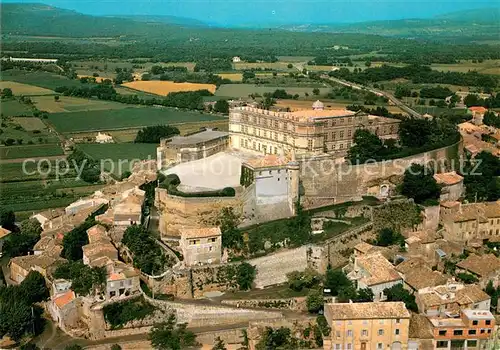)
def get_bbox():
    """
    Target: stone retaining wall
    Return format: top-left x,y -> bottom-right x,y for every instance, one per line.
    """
221,297 -> 307,312
143,293 -> 284,328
